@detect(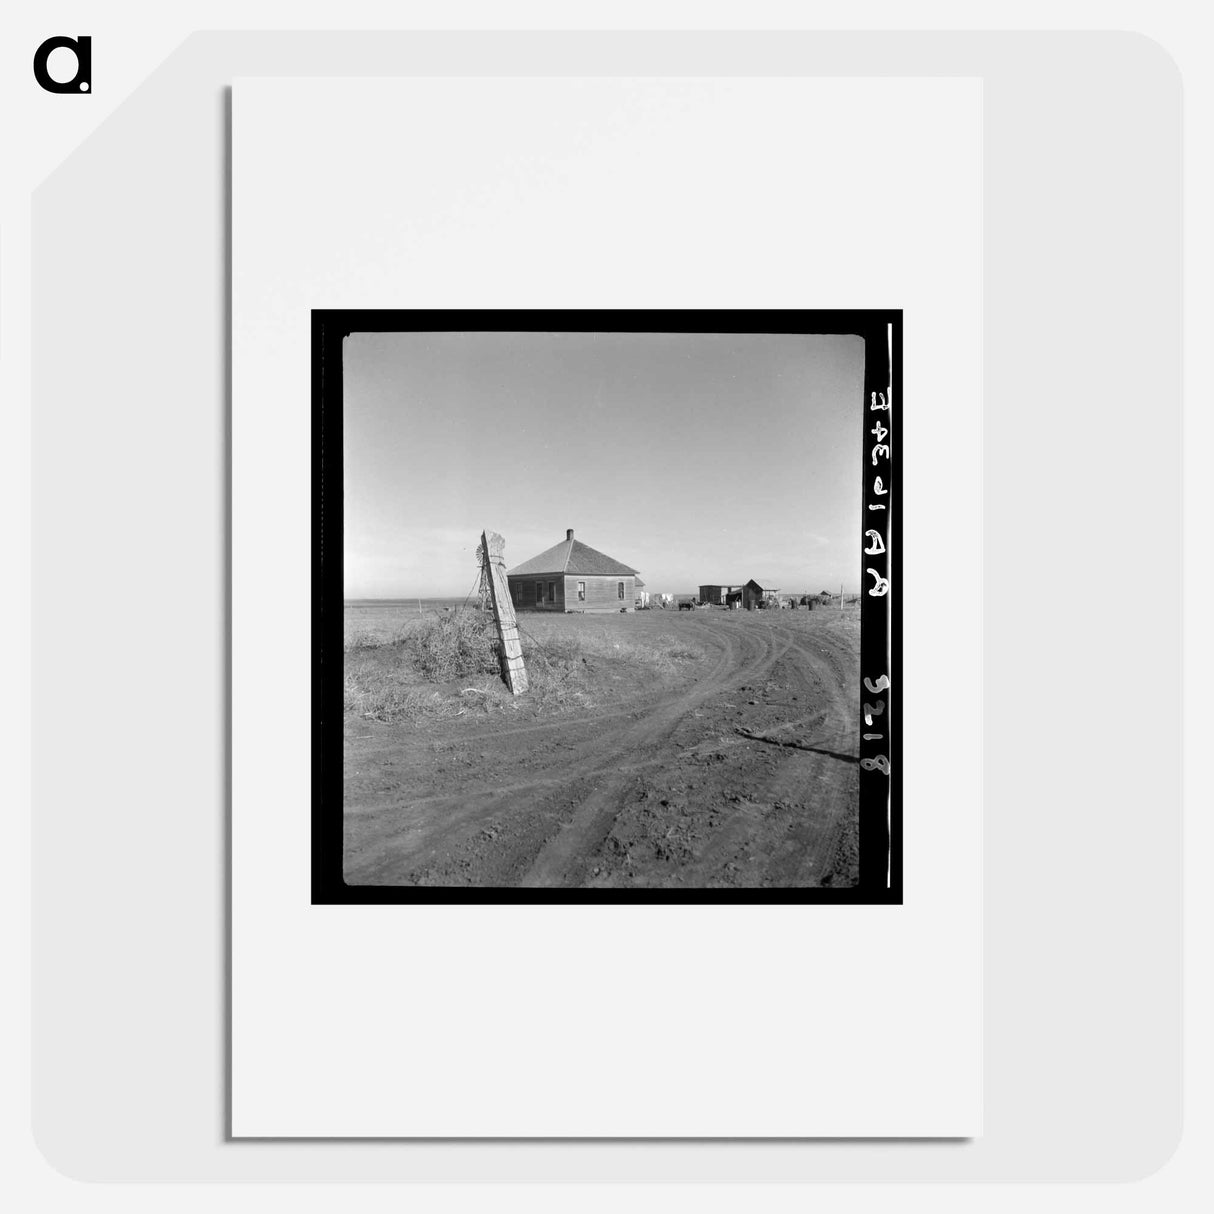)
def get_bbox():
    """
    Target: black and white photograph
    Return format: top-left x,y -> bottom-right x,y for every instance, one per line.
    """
314,310 -> 899,901
21,14 -> 1197,1174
